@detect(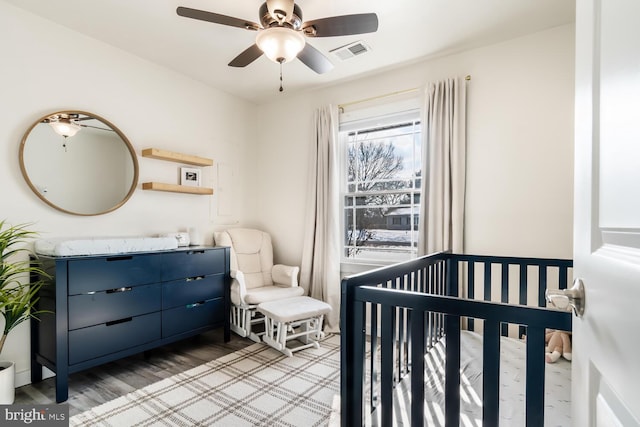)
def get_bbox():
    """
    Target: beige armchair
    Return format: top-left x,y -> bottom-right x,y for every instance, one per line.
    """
214,228 -> 304,342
